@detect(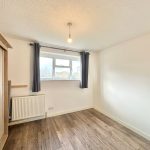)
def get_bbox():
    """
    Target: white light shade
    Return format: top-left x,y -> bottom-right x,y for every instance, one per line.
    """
67,38 -> 72,43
